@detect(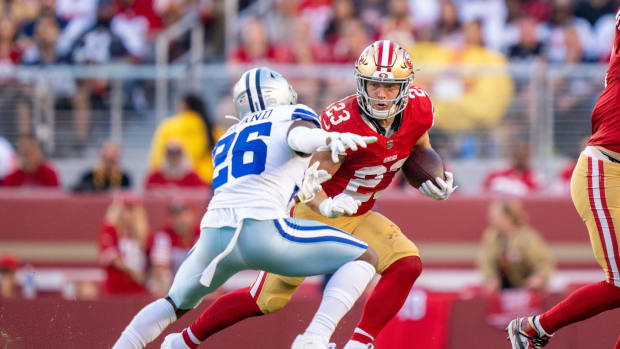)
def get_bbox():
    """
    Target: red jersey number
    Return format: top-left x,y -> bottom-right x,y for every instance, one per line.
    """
345,158 -> 408,202
323,102 -> 350,130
